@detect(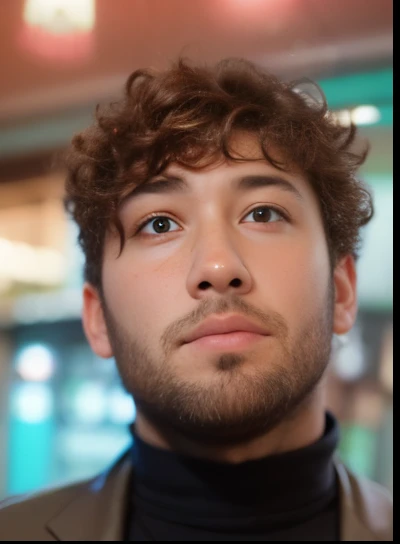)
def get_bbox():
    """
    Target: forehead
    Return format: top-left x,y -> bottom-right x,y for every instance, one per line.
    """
161,131 -> 305,188
119,131 -> 317,212
157,133 -> 309,195
226,131 -> 295,165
